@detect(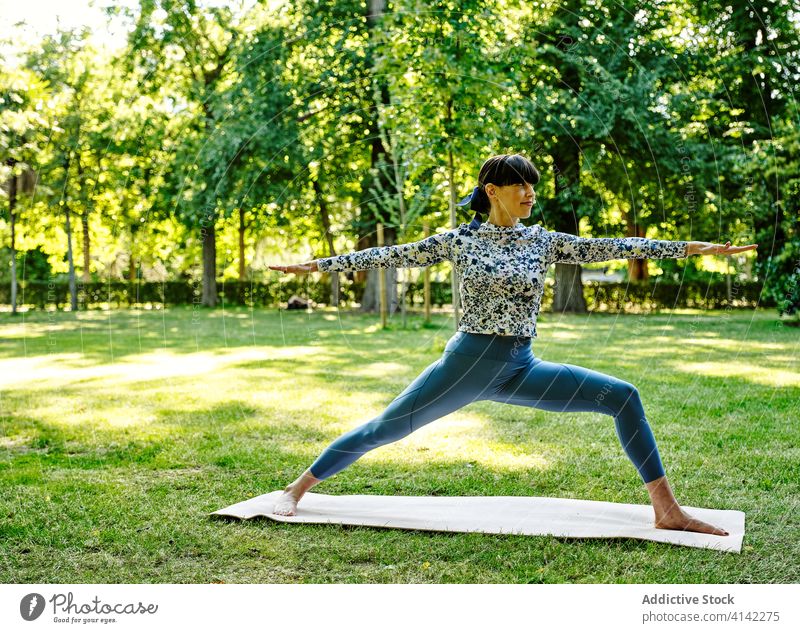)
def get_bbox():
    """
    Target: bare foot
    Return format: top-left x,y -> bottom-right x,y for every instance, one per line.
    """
271,470 -> 322,516
272,489 -> 301,516
655,508 -> 729,536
